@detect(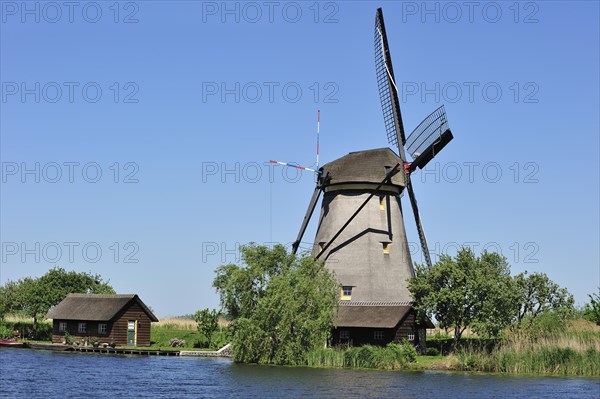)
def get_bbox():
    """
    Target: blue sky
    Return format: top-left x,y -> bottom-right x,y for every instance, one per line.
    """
1,1 -> 598,317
